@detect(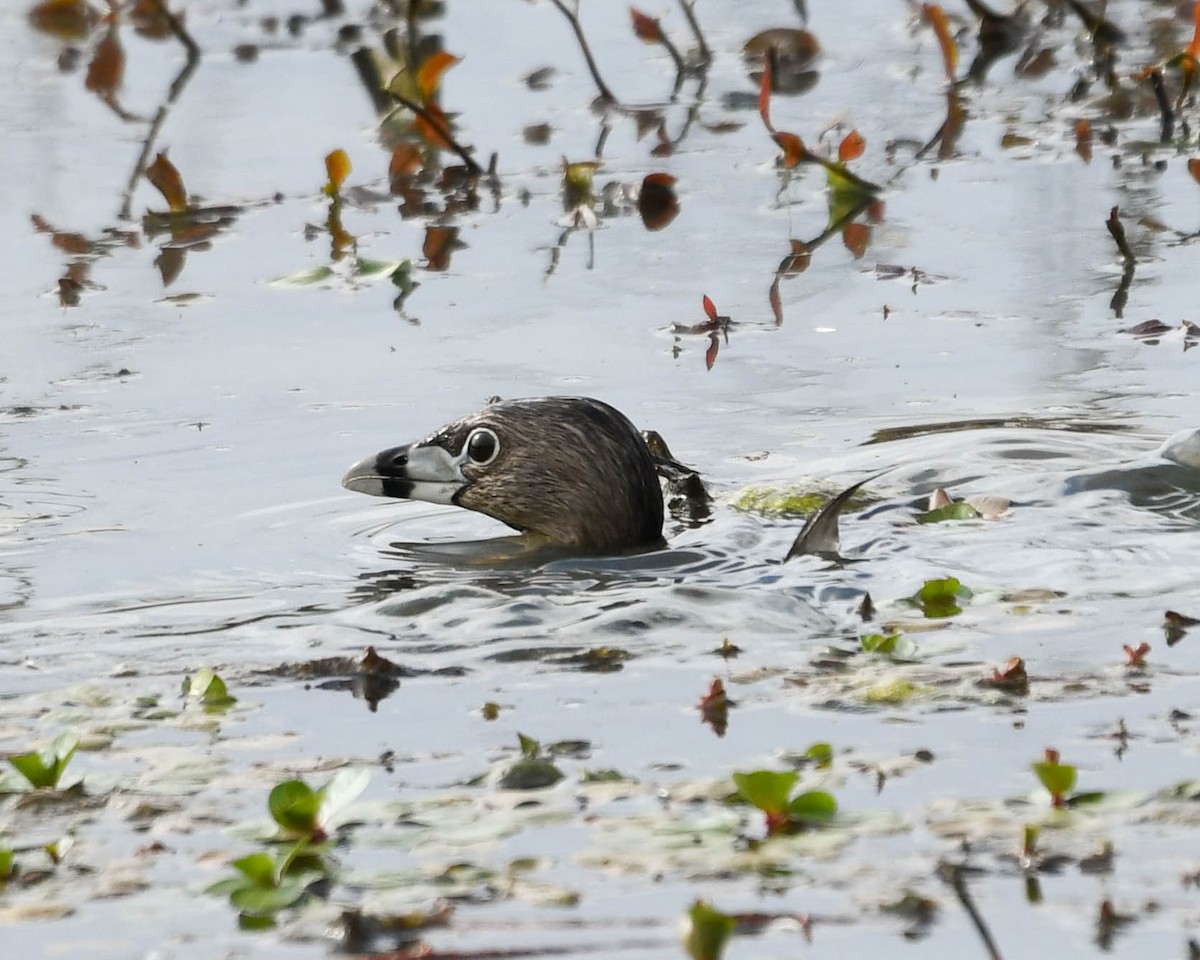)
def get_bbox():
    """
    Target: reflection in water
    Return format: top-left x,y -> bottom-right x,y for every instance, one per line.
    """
1065,429 -> 1200,523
